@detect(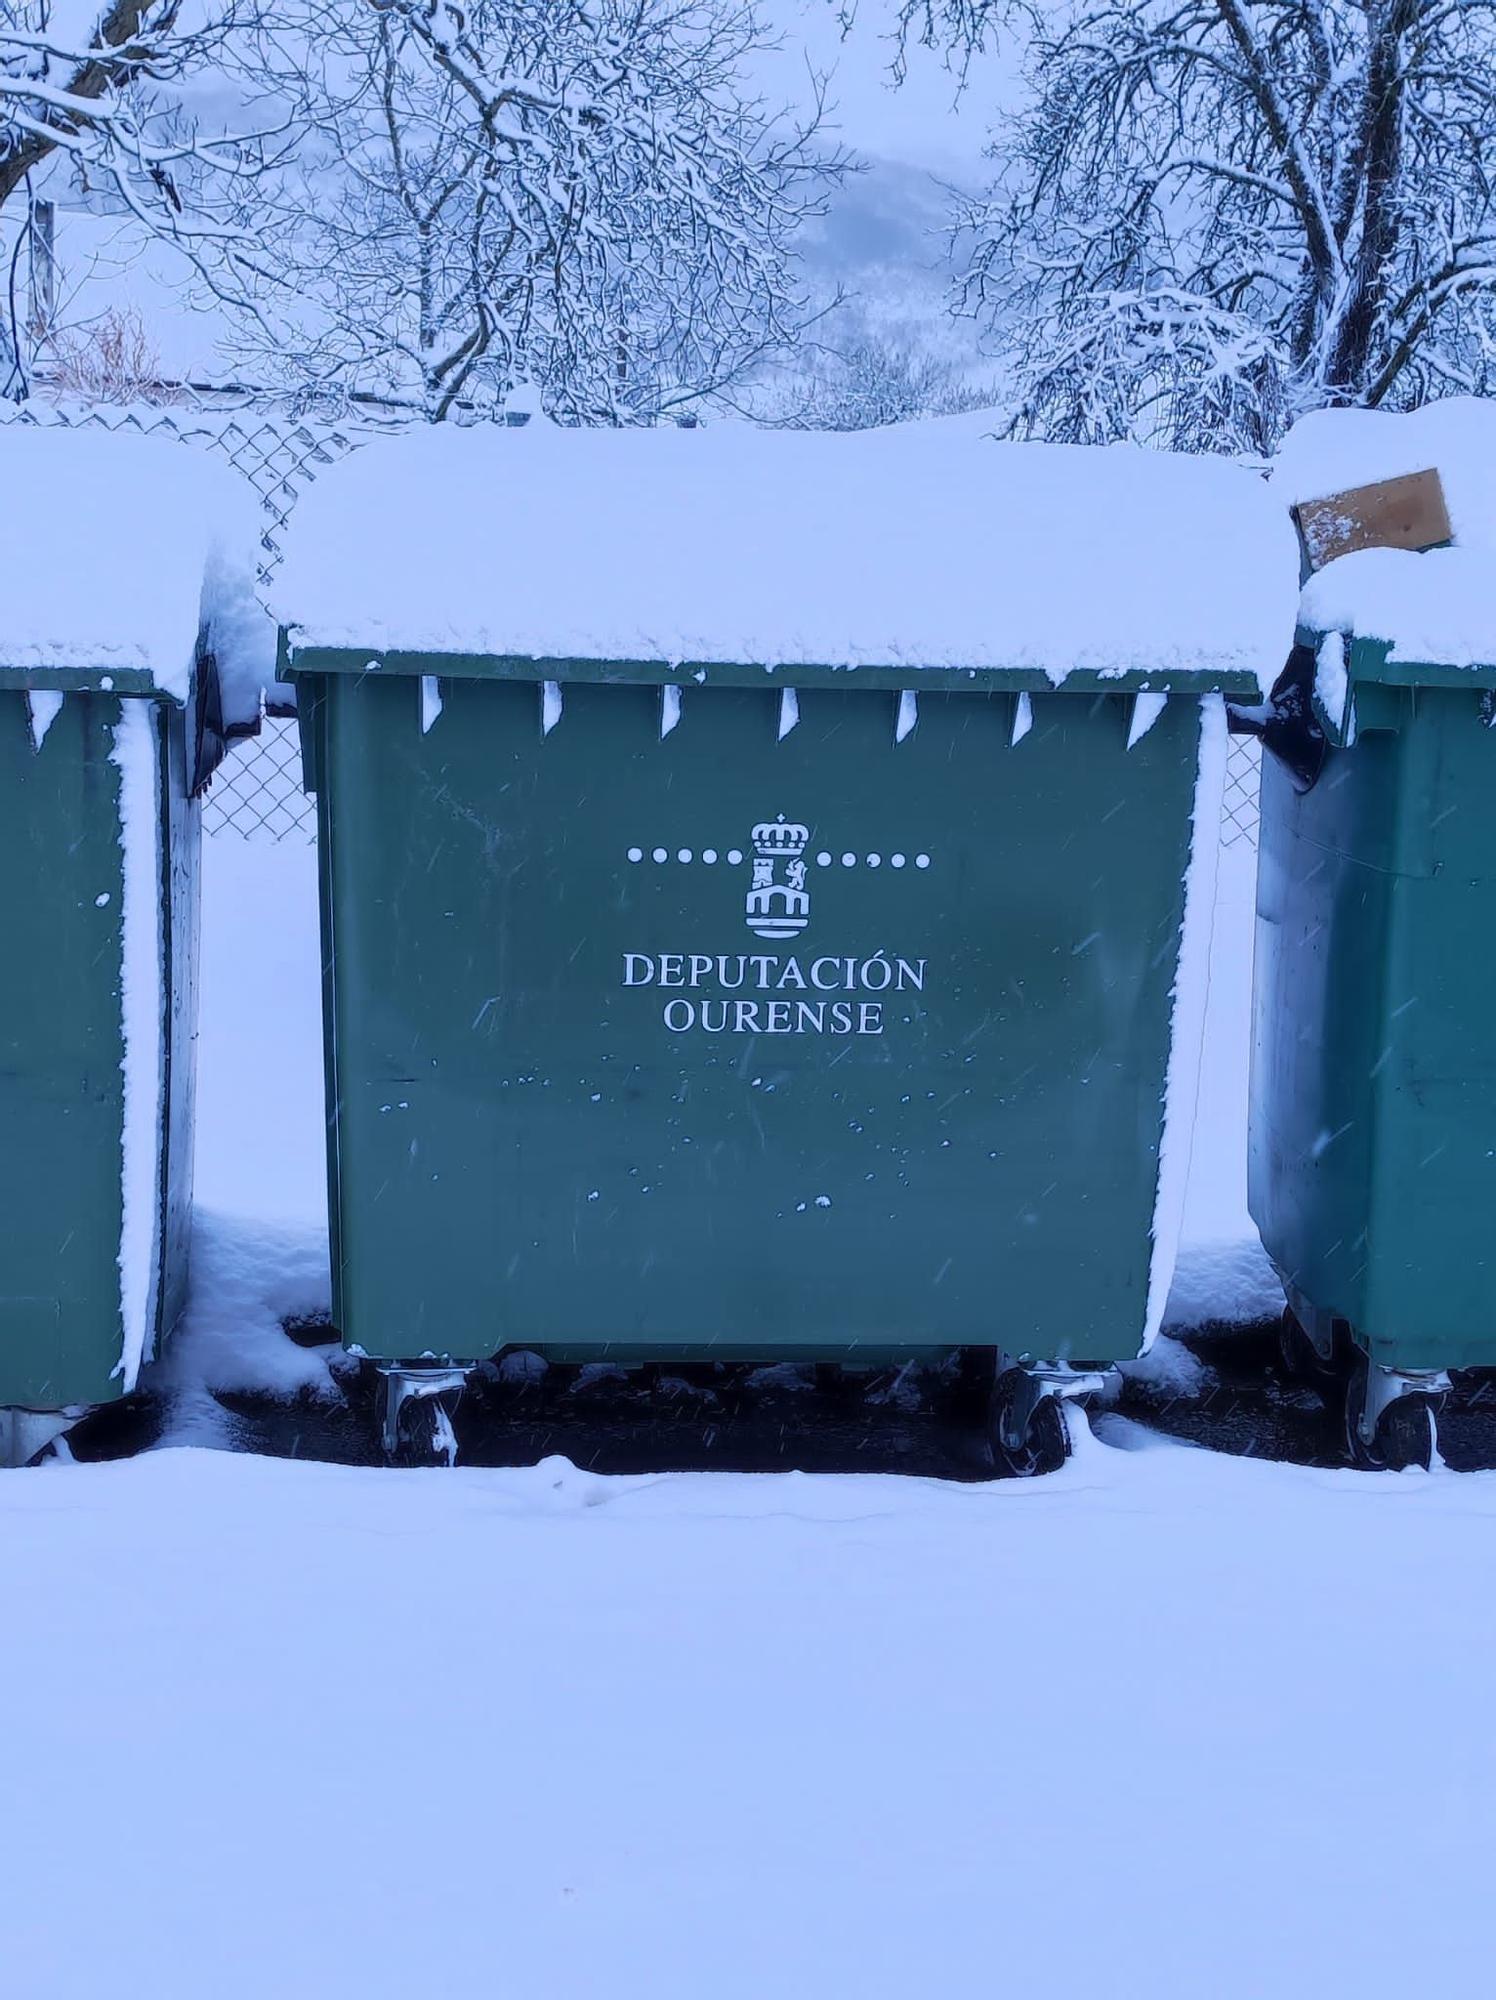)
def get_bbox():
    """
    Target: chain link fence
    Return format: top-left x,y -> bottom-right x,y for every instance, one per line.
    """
201,714 -> 312,841
0,393 -> 1266,851
1221,736 -> 1261,848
